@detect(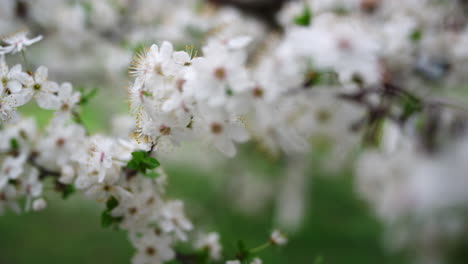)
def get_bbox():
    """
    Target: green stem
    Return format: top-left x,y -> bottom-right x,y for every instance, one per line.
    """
249,241 -> 271,254
21,50 -> 31,73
